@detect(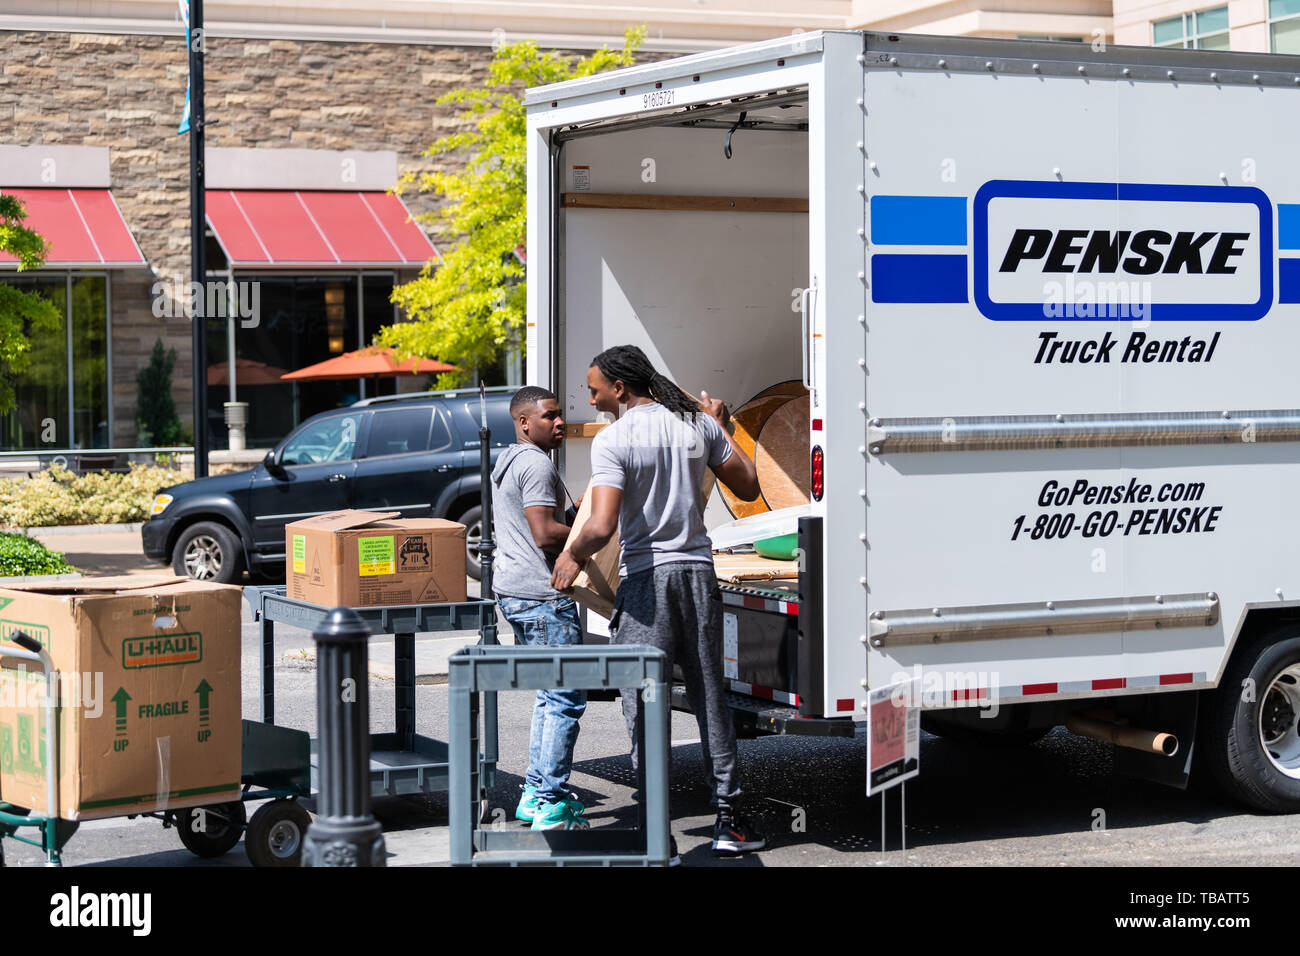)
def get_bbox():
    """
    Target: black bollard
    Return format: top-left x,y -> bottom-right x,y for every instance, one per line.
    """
302,607 -> 386,867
